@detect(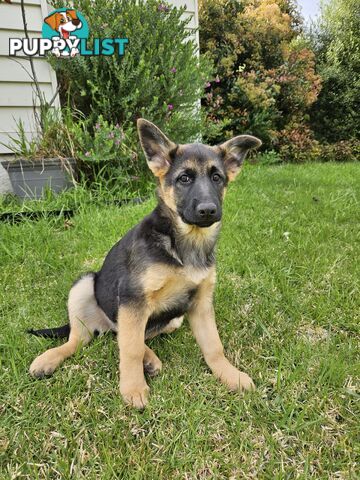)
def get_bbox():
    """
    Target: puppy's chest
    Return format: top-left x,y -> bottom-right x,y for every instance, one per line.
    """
143,264 -> 209,309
